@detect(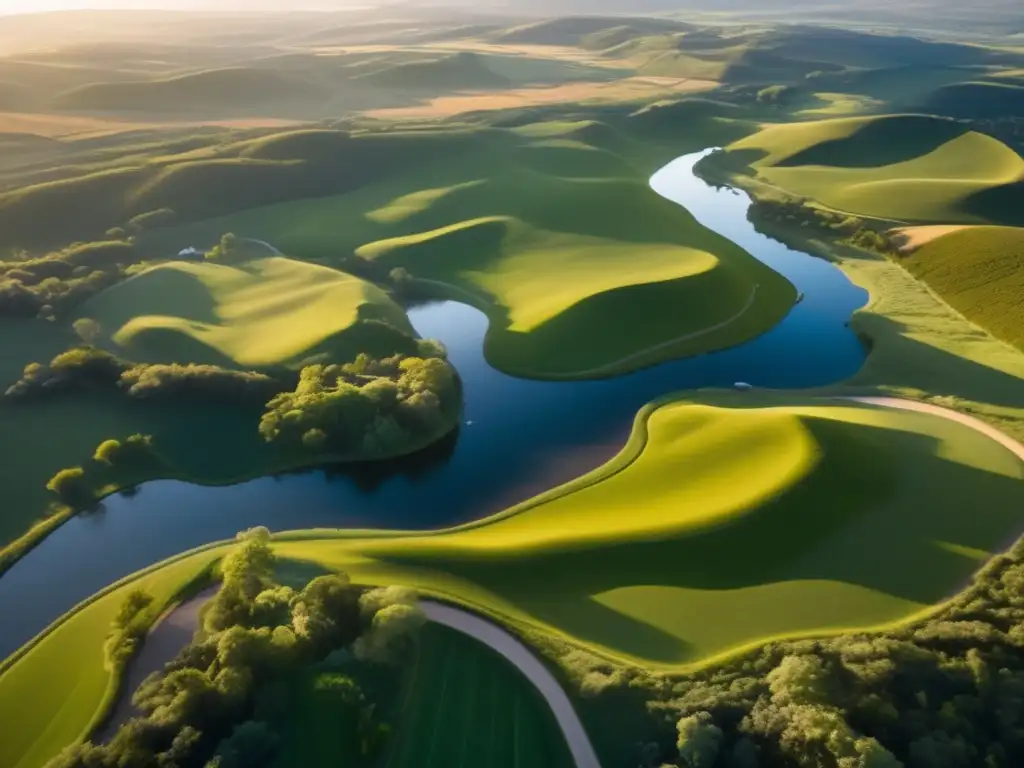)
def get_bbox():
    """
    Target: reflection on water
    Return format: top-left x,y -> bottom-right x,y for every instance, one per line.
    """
0,149 -> 869,659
